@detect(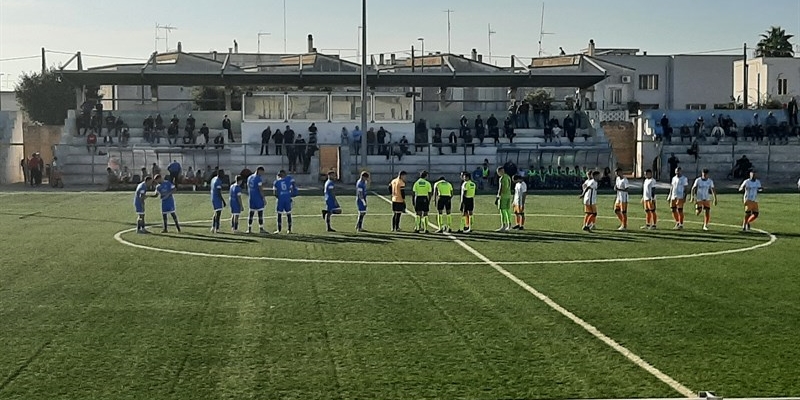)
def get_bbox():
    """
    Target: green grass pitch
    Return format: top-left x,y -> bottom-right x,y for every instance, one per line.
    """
1,190 -> 799,399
